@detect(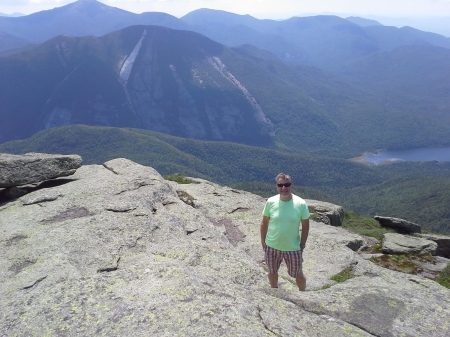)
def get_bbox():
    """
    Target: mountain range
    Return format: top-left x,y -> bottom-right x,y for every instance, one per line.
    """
0,0 -> 186,48
1,0 -> 450,158
1,0 -> 450,234
2,1 -> 450,70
